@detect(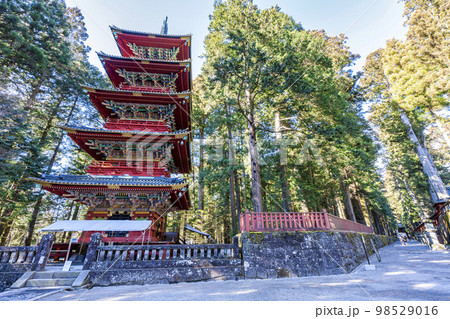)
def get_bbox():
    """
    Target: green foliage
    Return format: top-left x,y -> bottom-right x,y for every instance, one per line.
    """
0,0 -> 109,245
360,0 -> 450,232
183,0 -> 395,242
